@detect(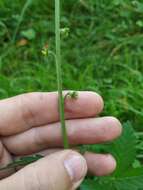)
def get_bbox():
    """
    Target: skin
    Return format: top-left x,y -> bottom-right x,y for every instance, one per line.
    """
0,91 -> 122,189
